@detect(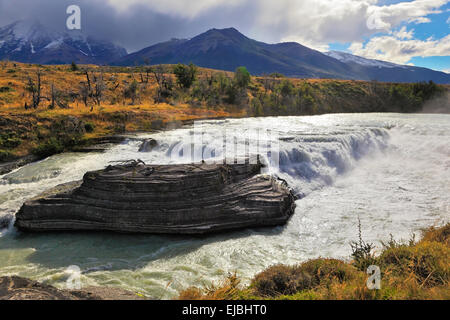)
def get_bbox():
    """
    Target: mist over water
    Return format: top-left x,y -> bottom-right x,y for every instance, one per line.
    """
0,113 -> 448,298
